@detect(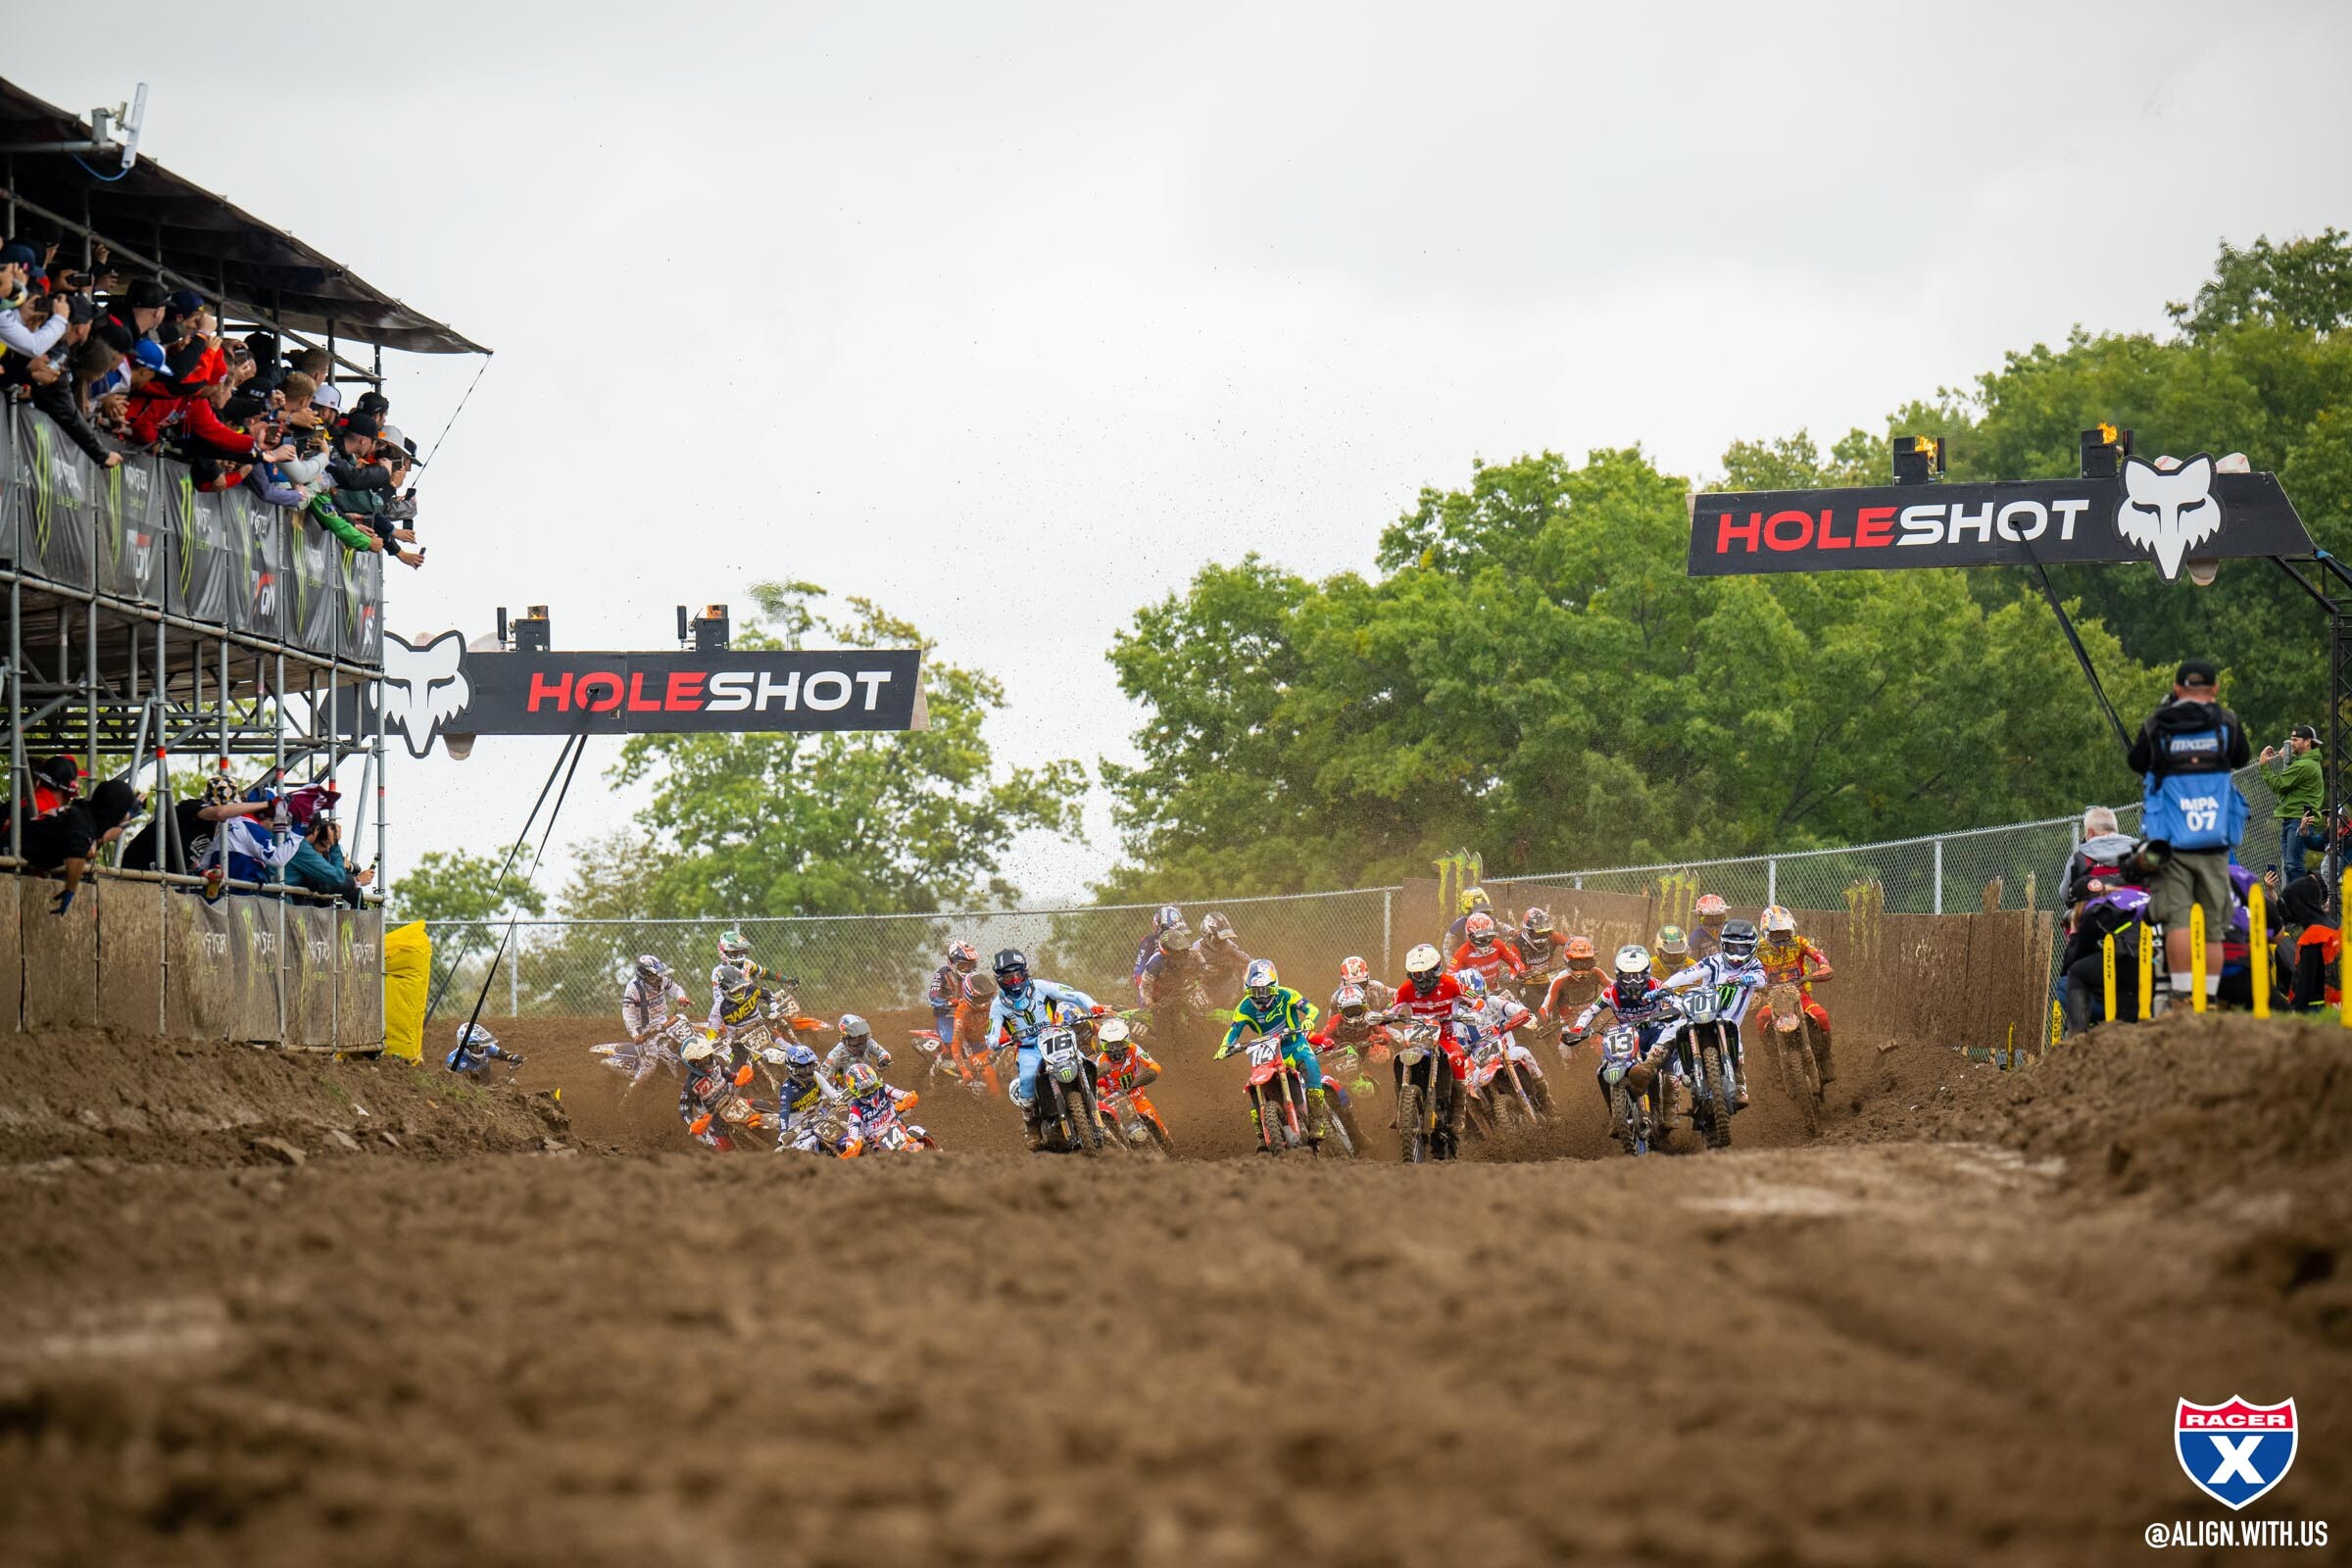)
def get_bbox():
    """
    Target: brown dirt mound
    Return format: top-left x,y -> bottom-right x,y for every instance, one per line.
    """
0,1030 -> 571,1166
